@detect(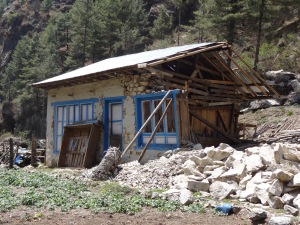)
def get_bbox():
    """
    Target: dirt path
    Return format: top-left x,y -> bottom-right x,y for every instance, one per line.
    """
0,207 -> 255,225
